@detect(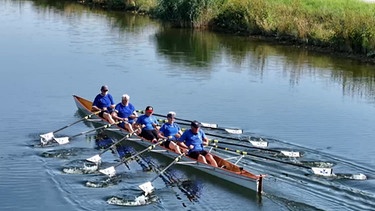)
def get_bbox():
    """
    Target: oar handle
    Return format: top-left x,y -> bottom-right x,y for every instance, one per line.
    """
209,144 -> 309,169
99,128 -> 140,156
206,132 -> 239,141
210,138 -> 291,154
116,139 -> 166,168
209,139 -> 254,149
53,111 -> 101,134
70,121 -> 122,139
136,110 -> 192,123
150,153 -> 185,183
